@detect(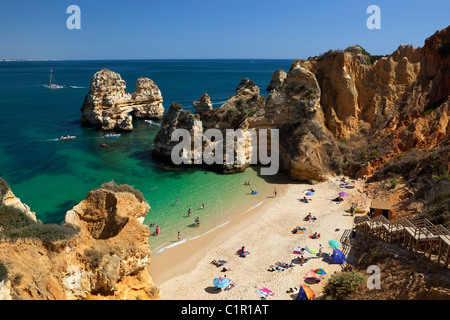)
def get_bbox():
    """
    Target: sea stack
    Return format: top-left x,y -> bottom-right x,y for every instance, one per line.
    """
80,69 -> 164,131
192,93 -> 213,114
